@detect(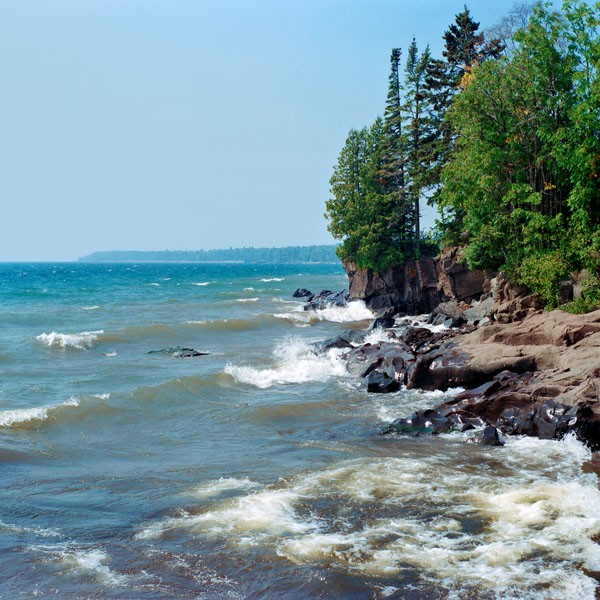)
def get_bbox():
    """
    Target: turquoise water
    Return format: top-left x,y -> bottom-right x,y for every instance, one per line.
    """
2,262 -> 600,600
